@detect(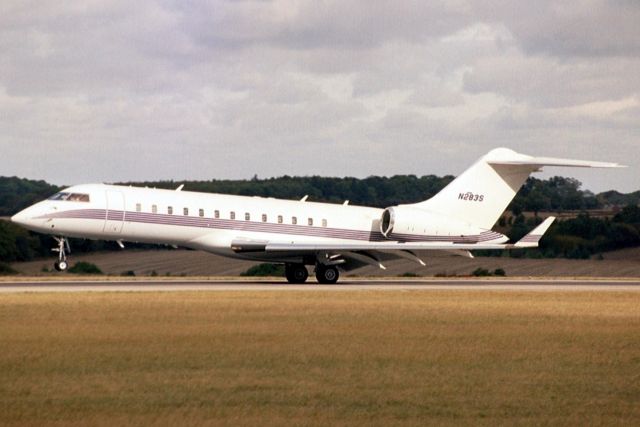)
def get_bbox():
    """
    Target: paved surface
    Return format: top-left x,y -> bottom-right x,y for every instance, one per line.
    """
1,278 -> 640,293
